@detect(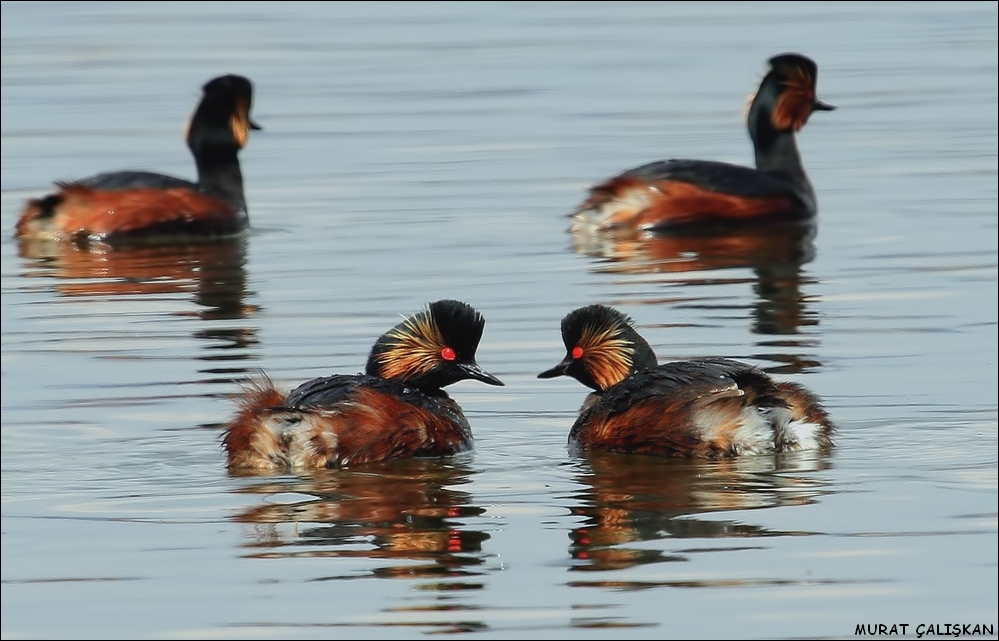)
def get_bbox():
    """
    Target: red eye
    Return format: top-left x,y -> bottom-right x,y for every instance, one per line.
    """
572,346 -> 584,359
441,347 -> 456,361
